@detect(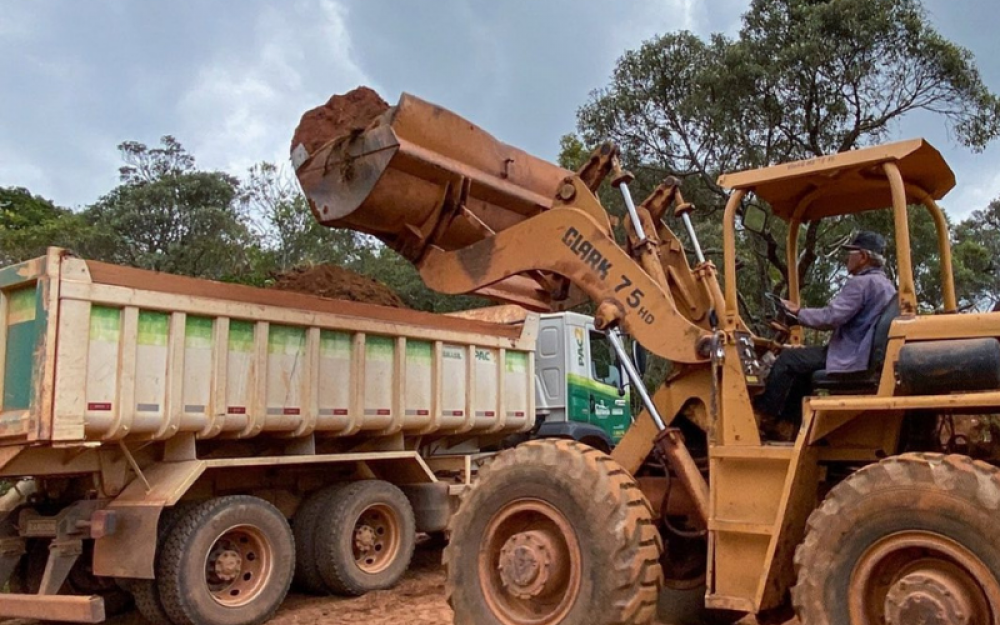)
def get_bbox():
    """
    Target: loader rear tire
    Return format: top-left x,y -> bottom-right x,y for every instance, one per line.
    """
444,439 -> 662,625
157,496 -> 294,625
793,453 -> 1000,625
314,480 -> 416,596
